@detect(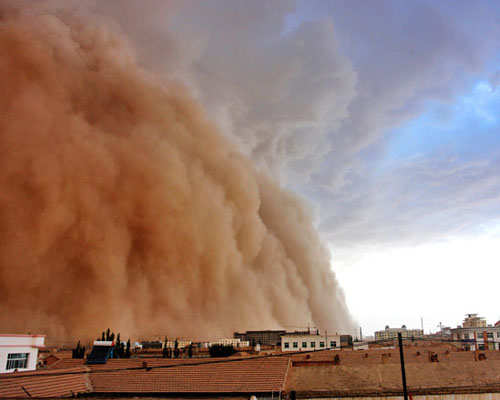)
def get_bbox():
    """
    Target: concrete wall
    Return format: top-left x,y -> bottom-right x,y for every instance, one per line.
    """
0,334 -> 45,373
